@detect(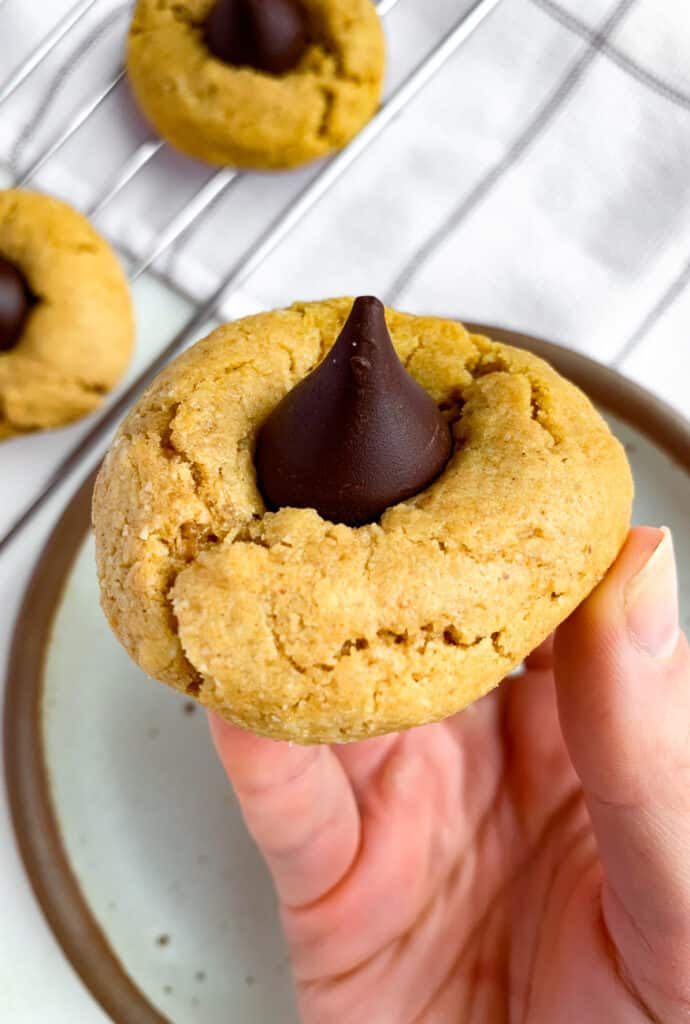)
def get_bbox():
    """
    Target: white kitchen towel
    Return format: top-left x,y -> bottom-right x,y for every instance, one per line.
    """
0,0 -> 689,411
